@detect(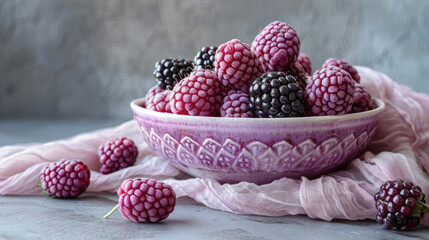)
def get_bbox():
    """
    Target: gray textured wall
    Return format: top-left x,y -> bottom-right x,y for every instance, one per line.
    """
1,0 -> 428,119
